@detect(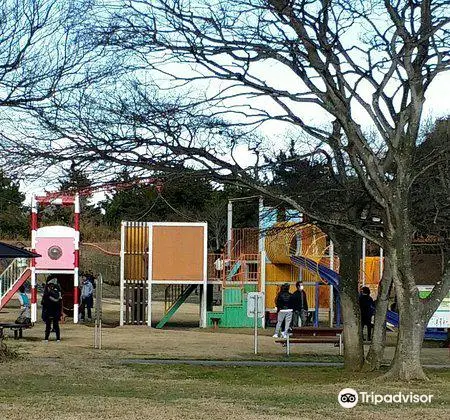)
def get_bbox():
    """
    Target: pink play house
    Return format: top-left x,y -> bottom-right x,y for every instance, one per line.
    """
30,193 -> 80,323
